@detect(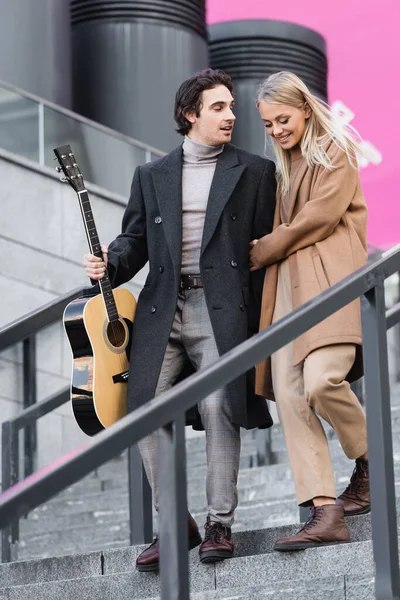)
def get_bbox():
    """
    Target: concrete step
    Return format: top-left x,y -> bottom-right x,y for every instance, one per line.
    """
0,573 -> 376,600
137,575 -> 375,600
0,535 -> 380,599
16,502 -> 378,563
1,513 -> 376,581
